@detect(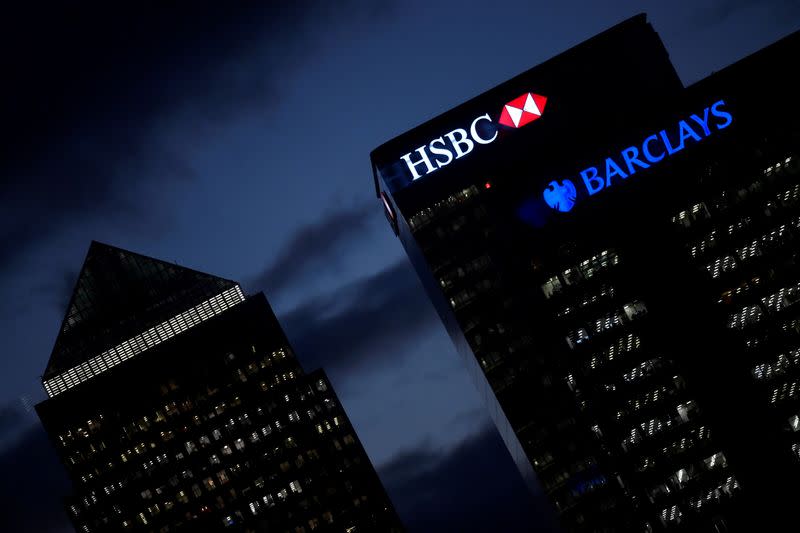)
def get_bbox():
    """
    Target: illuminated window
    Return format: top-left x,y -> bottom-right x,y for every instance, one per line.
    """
735,240 -> 761,262
562,267 -> 583,286
753,348 -> 800,381
660,504 -> 682,526
541,276 -> 562,299
704,452 -> 728,470
43,286 -> 245,397
649,483 -> 669,500
580,250 -> 620,279
673,209 -> 691,228
727,216 -> 752,238
706,255 -> 737,279
593,311 -> 624,334
566,328 -> 590,349
622,359 -> 664,384
623,301 -> 647,321
676,401 -> 698,422
589,334 -> 641,371
770,380 -> 800,405
779,183 -> 800,204
763,282 -> 800,314
689,230 -> 718,259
